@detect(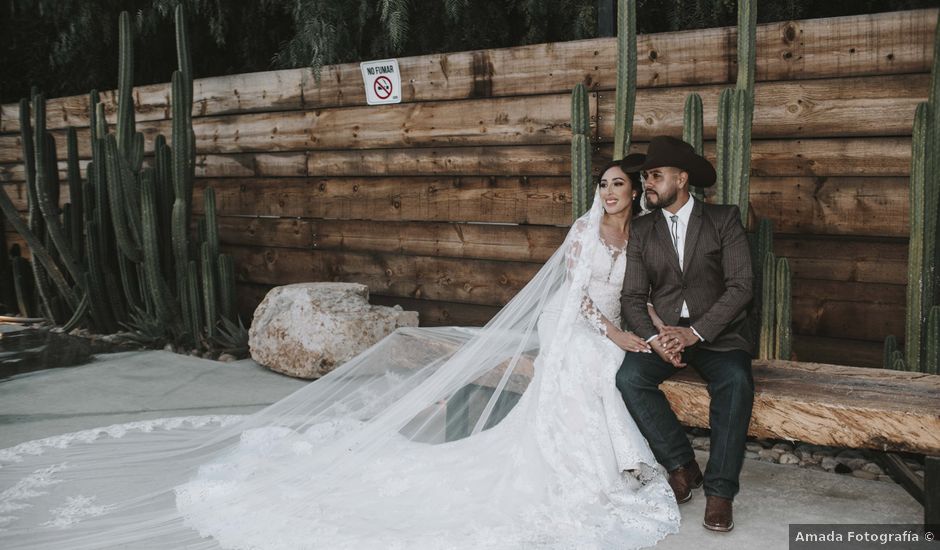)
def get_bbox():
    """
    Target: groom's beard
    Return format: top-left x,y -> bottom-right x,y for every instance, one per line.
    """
645,188 -> 676,209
